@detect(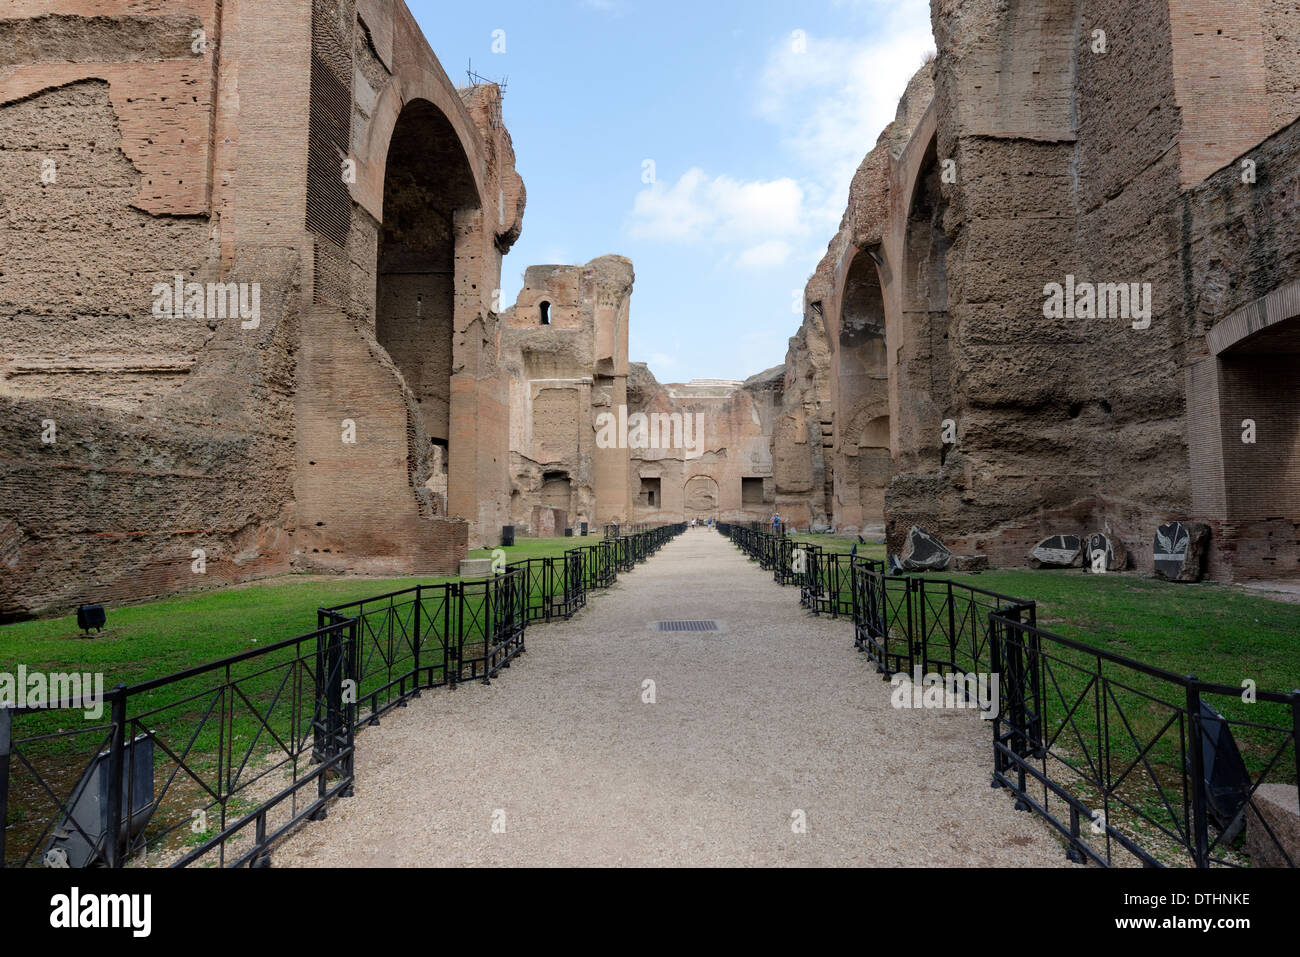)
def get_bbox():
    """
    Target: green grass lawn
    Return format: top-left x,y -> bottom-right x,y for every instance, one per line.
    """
789,531 -> 887,561
4,528 -> 1297,867
0,534 -> 605,865
468,533 -> 602,563
0,535 -> 603,684
787,535 -> 1299,692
